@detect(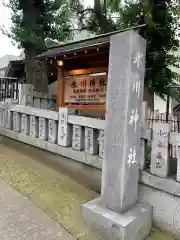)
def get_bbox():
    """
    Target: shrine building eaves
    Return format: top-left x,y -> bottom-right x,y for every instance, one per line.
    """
35,24 -> 146,60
